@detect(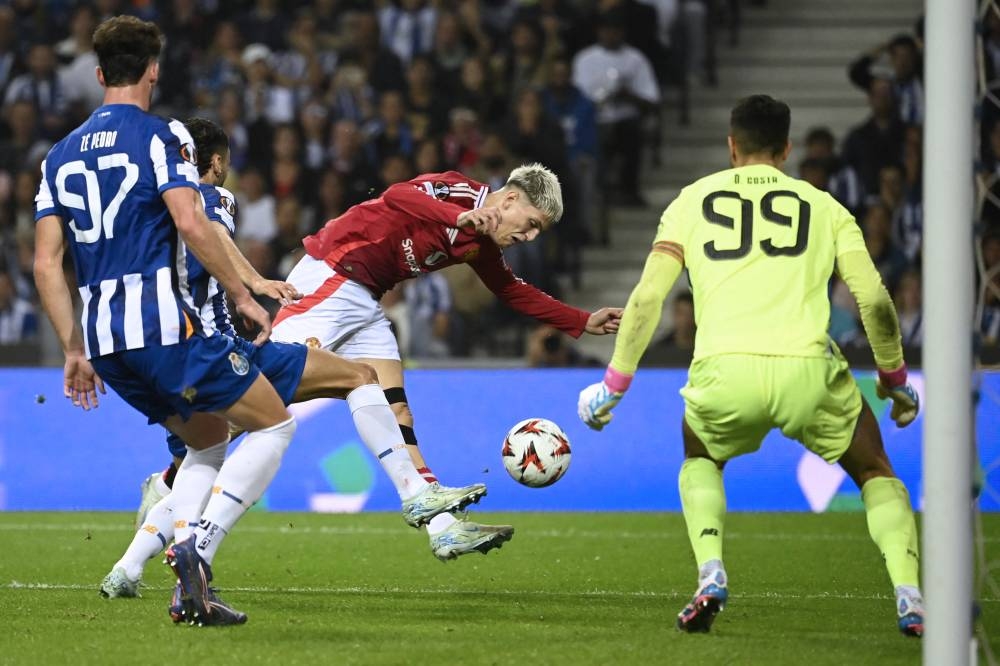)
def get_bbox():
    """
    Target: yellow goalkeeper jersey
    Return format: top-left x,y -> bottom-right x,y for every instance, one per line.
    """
655,163 -> 868,360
